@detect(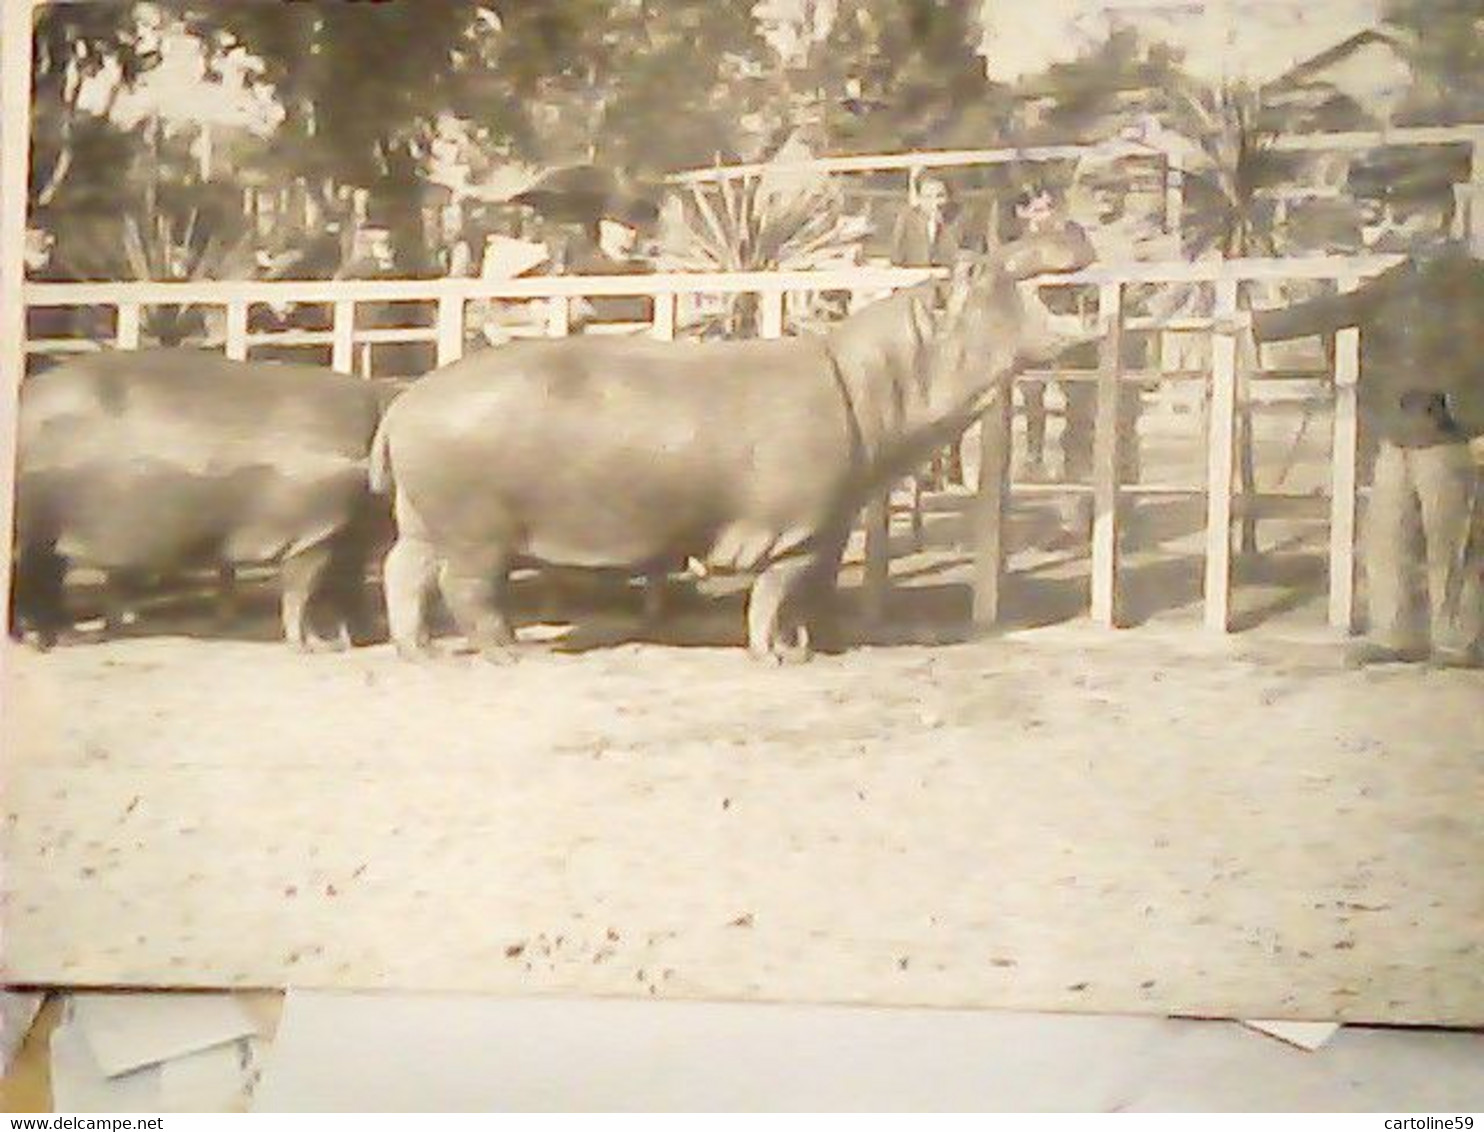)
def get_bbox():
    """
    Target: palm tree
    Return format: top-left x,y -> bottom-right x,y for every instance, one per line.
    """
654,170 -> 868,337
